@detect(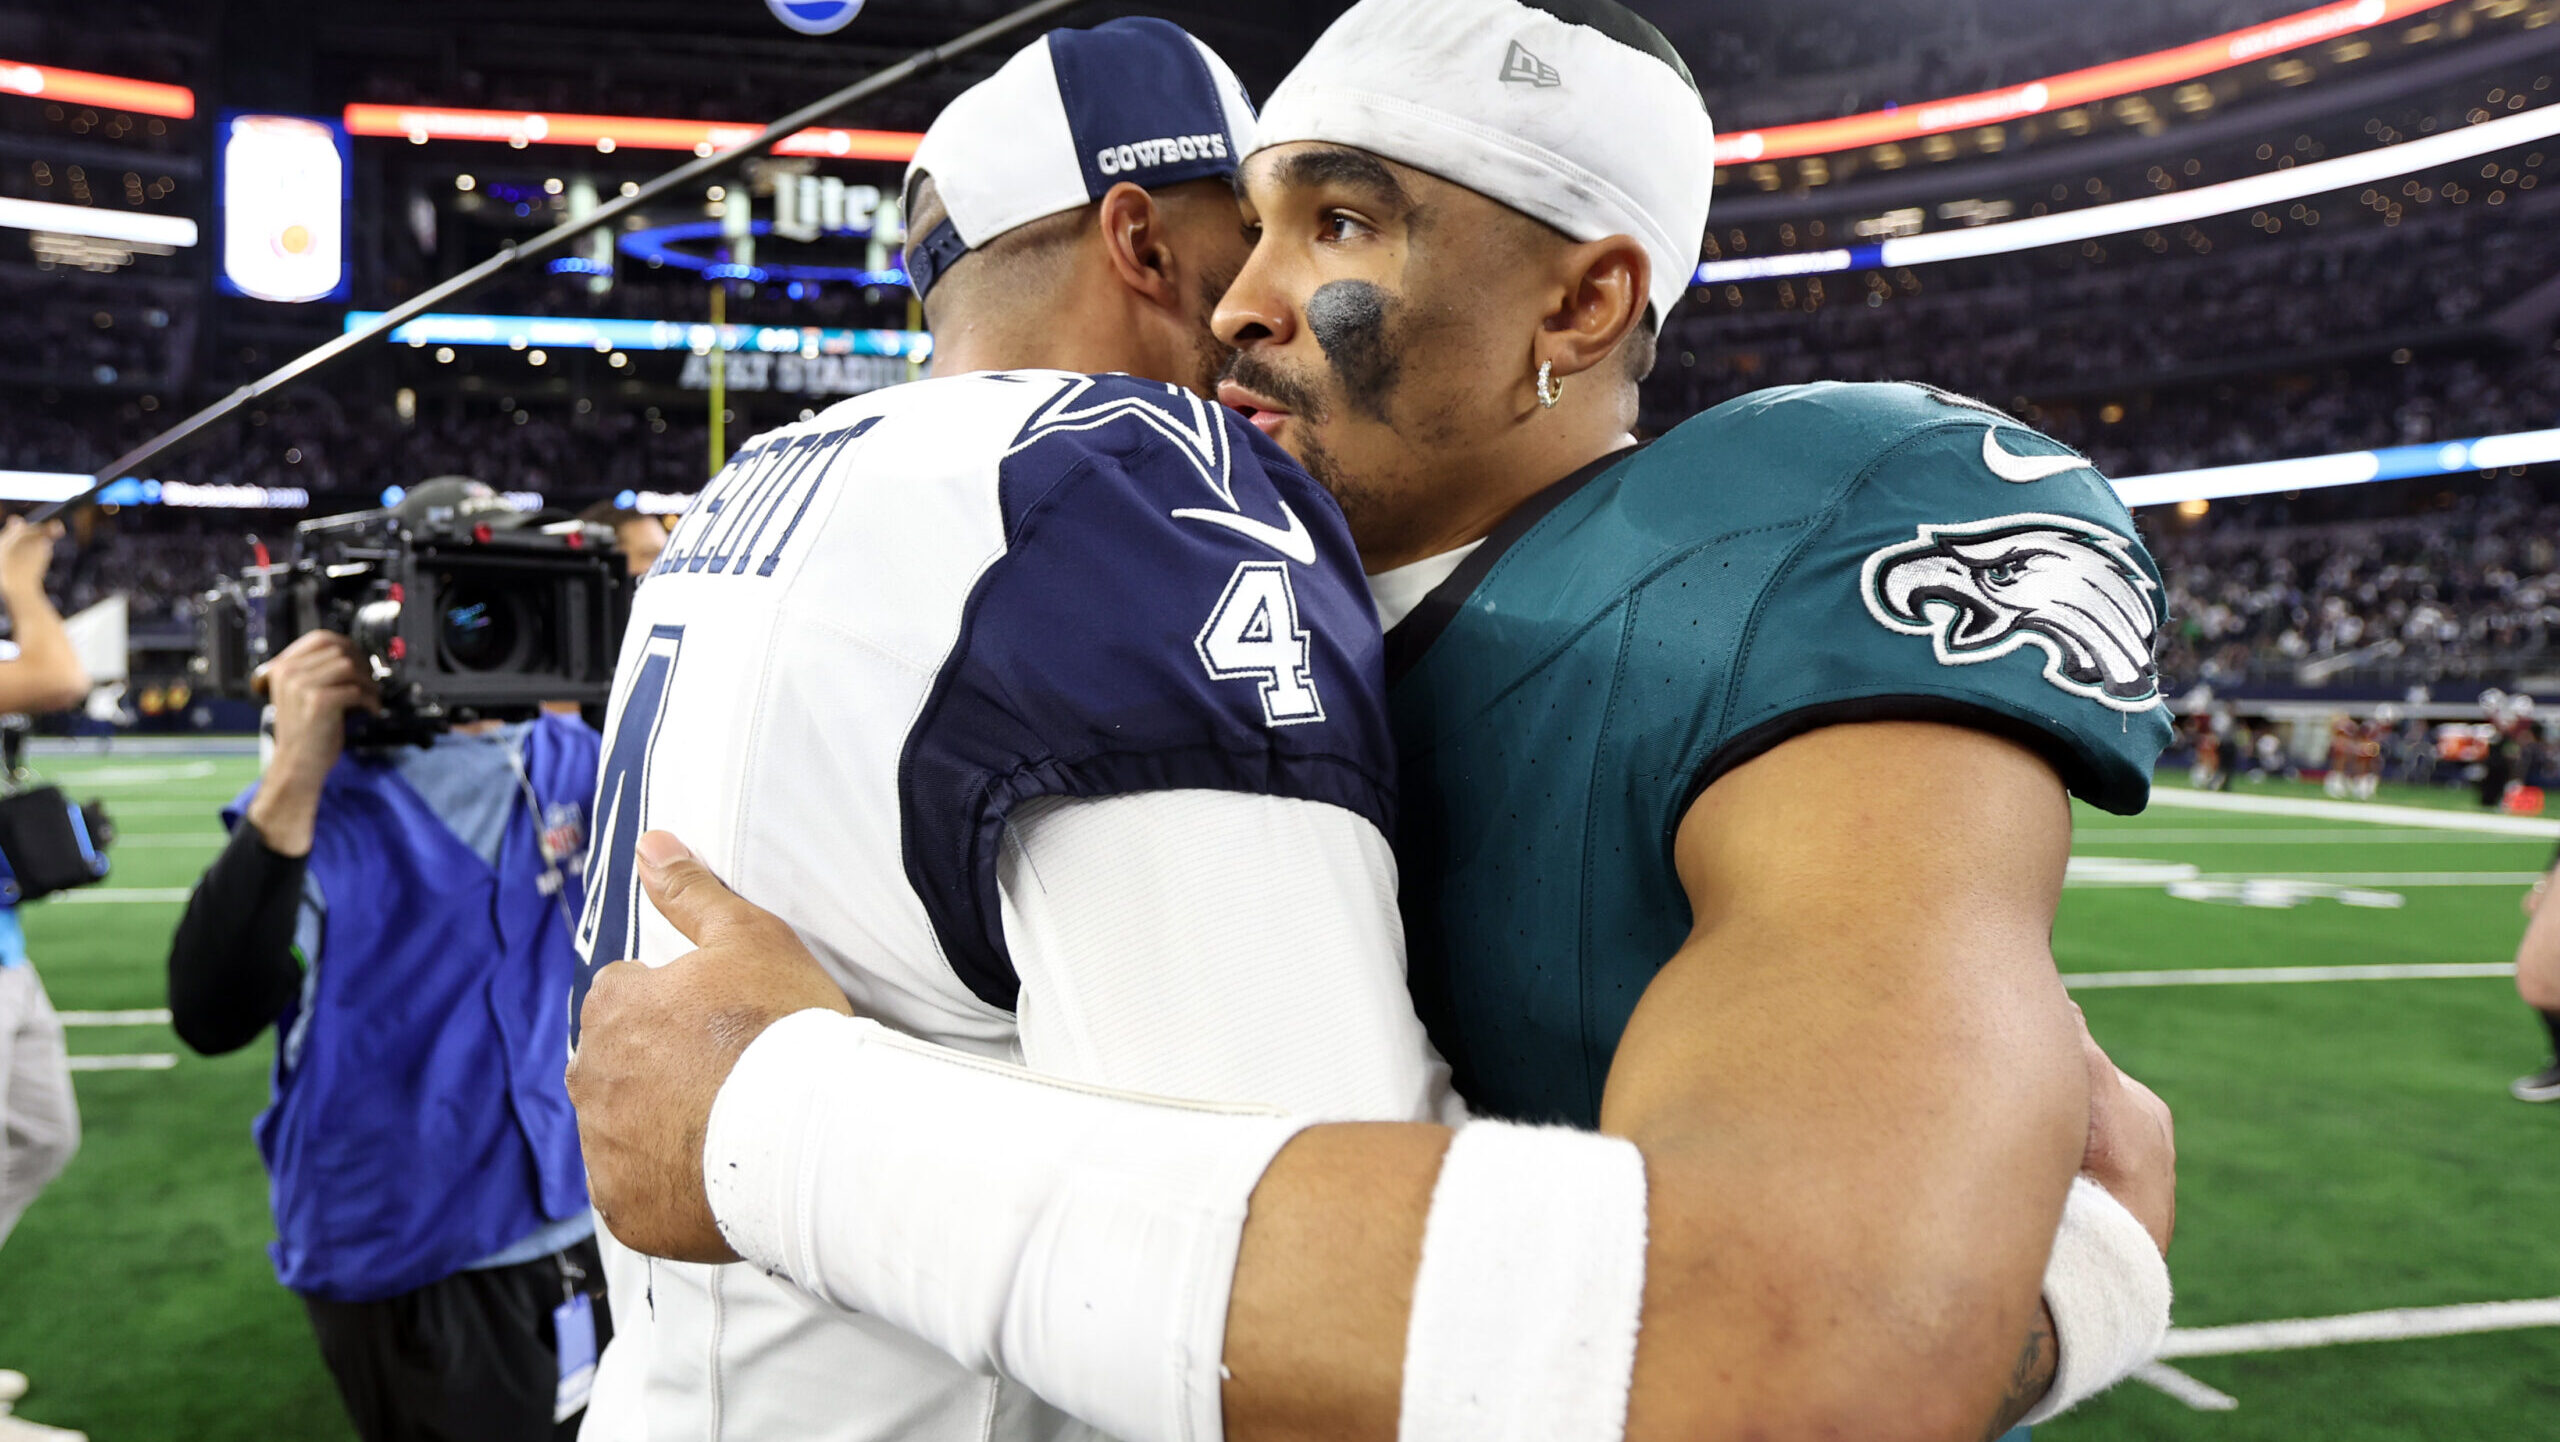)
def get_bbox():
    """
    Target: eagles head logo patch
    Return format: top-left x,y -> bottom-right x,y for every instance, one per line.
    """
1861,513 -> 2162,712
